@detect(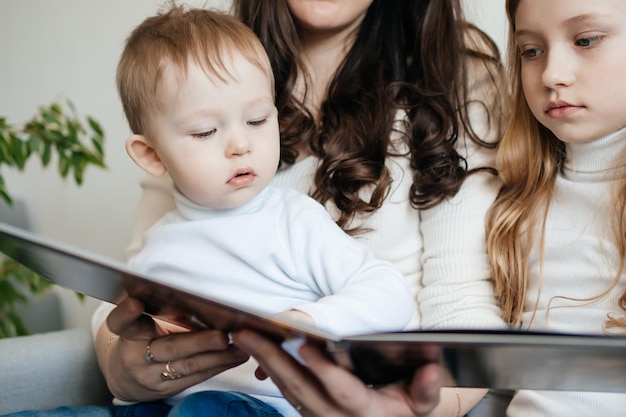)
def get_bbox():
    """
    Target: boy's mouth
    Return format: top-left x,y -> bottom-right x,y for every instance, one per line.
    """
227,168 -> 256,187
